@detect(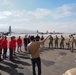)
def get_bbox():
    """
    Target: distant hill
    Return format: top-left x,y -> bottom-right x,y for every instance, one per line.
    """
12,29 -> 37,34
